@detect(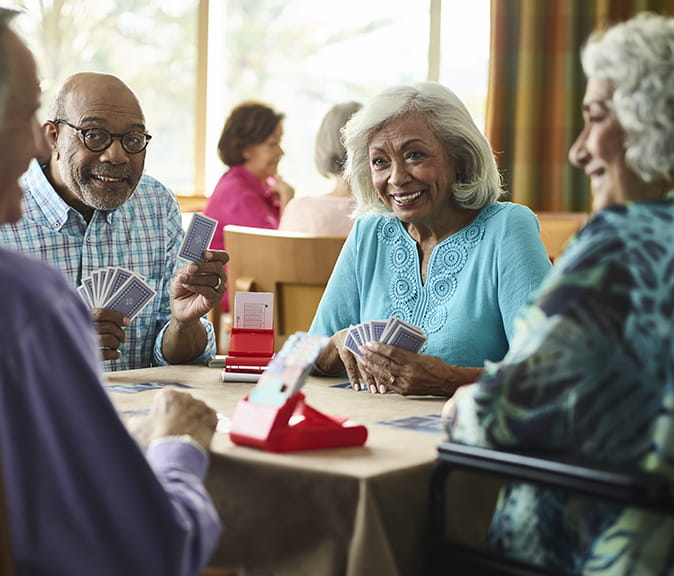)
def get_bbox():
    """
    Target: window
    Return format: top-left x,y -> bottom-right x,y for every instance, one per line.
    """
10,0 -> 199,195
205,0 -> 432,199
9,0 -> 490,200
438,0 -> 490,132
